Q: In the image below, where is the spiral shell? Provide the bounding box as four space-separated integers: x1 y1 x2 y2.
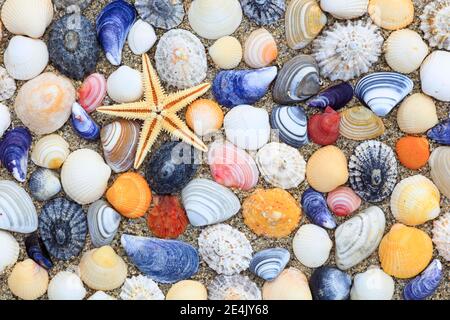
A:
7 259 49 300
429 147 450 200
340 106 385 141
244 28 278 68
31 134 70 170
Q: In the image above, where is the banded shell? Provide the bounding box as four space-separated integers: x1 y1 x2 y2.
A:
368 0 414 30
0 127 32 182
310 266 352 300
147 195 188 239
244 28 278 68
70 102 100 140
0 68 16 102
301 188 336 229
135 0 184 30
127 19 156 55
307 107 341 146
420 50 450 102
0 104 11 138
327 186 361 217
87 200 121 247
77 73 107 113
0 231 19 273
28 168 61 202
307 82 354 110
209 275 261 300
397 93 438 134
262 267 312 300
293 224 332 268
404 259 443 300
7 259 49 300
31 134 70 169
270 105 309 148
186 99 224 136
87 291 116 300
106 66 144 103
48 271 86 300
350 266 395 300
249 248 290 281
432 212 449 261
120 275 164 300
166 280 207 300
429 147 450 200
428 119 450 146
339 106 385 140
241 0 285 26
420 0 450 50
24 232 52 270
208 36 243 69
320 0 368 19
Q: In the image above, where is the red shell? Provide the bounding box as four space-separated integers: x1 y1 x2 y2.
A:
307 107 340 145
147 195 188 239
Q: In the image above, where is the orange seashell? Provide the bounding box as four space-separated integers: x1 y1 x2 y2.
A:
186 99 224 136
106 172 152 219
243 188 301 238
395 136 430 170
147 195 188 239
378 223 433 279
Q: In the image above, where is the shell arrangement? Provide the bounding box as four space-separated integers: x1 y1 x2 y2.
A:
0 0 448 302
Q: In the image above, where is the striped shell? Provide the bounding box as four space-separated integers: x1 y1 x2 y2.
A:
249 248 290 281
432 212 450 261
87 200 121 247
270 105 309 148
327 186 361 217
340 106 385 141
429 147 450 199
208 274 261 300
77 73 107 113
31 134 70 169
244 28 278 68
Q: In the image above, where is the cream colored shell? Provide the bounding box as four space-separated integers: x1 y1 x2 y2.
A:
262 267 312 300
368 0 414 30
429 147 450 200
31 134 70 169
320 0 368 19
0 231 19 273
350 266 395 300
397 93 438 134
432 212 450 261
166 280 208 300
209 36 242 69
106 66 144 103
7 259 49 300
420 50 450 102
120 275 164 300
47 271 87 300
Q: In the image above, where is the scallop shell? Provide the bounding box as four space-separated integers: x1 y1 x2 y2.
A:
244 28 278 68
326 186 361 217
87 291 116 300
368 0 414 30
293 224 332 268
432 212 449 261
186 99 224 136
135 0 185 30
429 147 450 200
403 259 444 300
335 206 386 270
28 168 61 202
70 102 100 140
77 73 107 113
127 19 156 55
208 36 243 69
301 188 337 229
420 0 450 50
256 142 306 189
0 104 11 138
0 67 16 102
339 106 385 140
147 195 188 239
0 231 19 273
31 134 70 169
320 0 368 19
249 248 290 281
209 275 261 300
120 275 164 300
350 266 395 300
310 266 352 300
88 200 121 247
48 271 86 300
262 267 312 300
270 105 309 148
106 66 143 103
241 0 285 25
420 50 450 102
24 232 52 270
188 0 243 40
0 127 32 182
198 224 252 275
397 93 438 134
7 259 49 300
166 280 207 300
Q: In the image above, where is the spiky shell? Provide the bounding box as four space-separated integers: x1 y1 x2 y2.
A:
120 275 164 300
420 0 450 50
432 212 449 261
208 274 261 300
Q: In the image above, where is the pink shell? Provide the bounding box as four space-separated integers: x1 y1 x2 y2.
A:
326 186 361 217
77 73 107 113
207 140 259 191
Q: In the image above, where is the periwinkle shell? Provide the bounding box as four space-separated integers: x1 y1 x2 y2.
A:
241 0 285 25
403 259 443 300
249 248 290 281
310 266 352 300
29 168 61 201
427 118 450 145
308 82 354 110
70 102 100 140
25 232 53 270
270 105 309 148
0 127 32 182
135 0 185 30
301 188 337 229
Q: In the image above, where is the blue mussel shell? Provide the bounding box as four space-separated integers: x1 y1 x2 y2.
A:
403 259 443 300
25 232 53 270
70 102 100 140
301 188 336 229
0 127 32 182
308 82 354 110
428 119 450 145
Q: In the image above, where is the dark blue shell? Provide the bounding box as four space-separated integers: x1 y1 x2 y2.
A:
240 0 285 26
270 105 309 148
145 141 199 195
403 259 443 300
38 197 87 261
249 248 290 281
308 82 354 110
0 127 31 182
135 0 185 30
427 119 450 145
310 266 352 300
301 188 336 229
96 0 136 66
70 103 100 140
25 232 53 270
121 234 199 283
212 67 277 108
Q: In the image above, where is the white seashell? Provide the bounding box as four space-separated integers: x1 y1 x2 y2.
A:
31 134 70 169
224 104 270 150
0 103 11 138
420 0 450 50
432 212 450 261
127 19 157 55
420 50 450 101
0 67 16 101
88 291 117 300
188 0 243 40
350 266 395 300
120 275 165 300
292 224 332 268
106 66 144 103
208 275 261 300
244 28 278 68
429 147 450 200
181 178 241 227
87 200 121 248
48 271 87 300
4 36 49 81
0 180 38 233
61 149 111 205
397 93 438 134
0 230 20 273
320 0 368 19
209 36 242 69
335 206 386 270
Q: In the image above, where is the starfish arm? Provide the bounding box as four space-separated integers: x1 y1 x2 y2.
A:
97 101 150 121
162 113 208 152
133 115 163 169
162 83 211 114
142 54 166 107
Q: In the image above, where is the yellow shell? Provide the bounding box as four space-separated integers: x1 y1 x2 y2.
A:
31 134 70 169
306 145 348 193
339 106 385 140
166 280 208 300
368 0 414 30
262 267 312 300
244 28 278 68
379 224 433 279
397 93 438 134
8 259 49 300
208 36 242 69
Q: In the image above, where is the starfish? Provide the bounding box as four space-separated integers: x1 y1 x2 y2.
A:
97 54 210 169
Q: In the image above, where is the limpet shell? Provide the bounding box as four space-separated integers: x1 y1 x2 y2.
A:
135 0 184 30
244 28 278 68
432 212 450 261
420 0 450 50
350 266 395 300
262 267 312 300
293 224 332 268
7 259 49 300
31 134 70 169
0 230 20 273
208 36 243 69
397 93 438 134
241 0 285 26
429 147 450 199
120 275 164 300
339 106 385 141
368 0 414 30
209 275 261 300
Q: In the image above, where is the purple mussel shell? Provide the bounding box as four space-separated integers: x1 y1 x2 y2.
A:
301 188 337 229
0 127 32 182
427 118 450 145
403 259 443 300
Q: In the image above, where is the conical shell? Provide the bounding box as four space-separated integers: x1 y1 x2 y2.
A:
339 106 385 140
397 93 438 134
244 28 278 68
262 267 312 300
166 280 207 300
350 266 395 300
0 230 19 273
432 212 450 261
31 134 70 169
420 0 450 50
320 0 368 19
420 50 450 102
208 36 242 69
7 259 49 300
429 147 450 199
293 224 332 268
88 200 121 248
48 271 86 300
209 275 261 300
368 0 414 30
127 19 156 55
120 275 164 300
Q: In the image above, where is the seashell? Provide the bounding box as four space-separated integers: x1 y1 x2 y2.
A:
135 0 185 30
0 231 19 273
243 188 301 238
432 212 450 261
326 186 361 217
209 275 261 300
339 106 385 140
207 141 259 191
396 136 430 170
198 224 252 275
428 119 450 146
285 0 327 50
120 275 165 300
127 19 156 55
310 266 352 300
270 105 308 148
106 66 144 103
301 188 336 229
24 232 52 270
208 36 243 69
350 266 395 300
4 36 49 81
188 0 243 40
244 28 278 68
121 234 199 283
48 14 100 80
368 0 414 30
312 20 383 81
155 29 207 89
79 246 127 290
249 248 290 281
96 0 136 66
0 68 16 102
384 29 429 74
7 259 49 300
420 50 450 102
145 141 199 195
307 107 340 146
70 102 100 140
54 0 92 11
31 134 70 170
348 140 398 203
48 271 86 300
166 280 207 300
379 224 433 279
293 224 333 268
272 55 320 104
420 0 450 50
0 104 11 138
212 67 277 107
256 142 306 189
106 172 152 219
78 73 107 113
100 120 140 173
88 200 121 247
262 267 312 300
307 82 353 110
61 149 111 205
320 0 368 19
186 99 224 136
0 127 32 182
306 145 348 193
88 291 116 300
241 0 285 25
397 94 438 134
28 168 61 202
0 180 38 233
404 259 443 300
224 104 271 150
429 147 450 200
147 195 188 239
1 0 53 38
14 72 76 135
335 206 386 270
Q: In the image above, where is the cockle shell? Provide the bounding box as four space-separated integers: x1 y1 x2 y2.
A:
293 224 332 268
186 99 224 136
24 232 52 270
106 66 143 103
270 105 309 148
404 259 443 300
432 212 450 261
188 0 243 40
335 206 386 270
326 186 361 217
135 0 184 30
120 275 164 300
301 188 336 229
0 231 19 273
87 291 116 300
420 0 450 50
31 134 70 170
339 106 385 140
198 224 252 275
307 107 341 145
307 82 354 110
78 73 107 113
262 267 312 300
397 93 438 134
310 266 352 300
396 135 431 170
256 142 306 189
0 127 32 182
244 28 278 68
147 195 188 239
127 19 156 55
0 68 16 102
209 275 261 300
350 266 395 300
155 29 207 89
28 168 61 202
0 104 11 138
428 119 450 146
241 0 285 25
48 271 86 300
7 259 49 300
320 0 368 19
70 102 100 140
429 147 450 200
420 50 450 102
88 200 121 247
249 248 290 281
166 280 207 300
208 36 243 69
368 0 414 30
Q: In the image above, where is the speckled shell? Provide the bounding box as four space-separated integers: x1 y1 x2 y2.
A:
310 266 352 300
270 105 309 148
209 275 261 300
28 168 61 202
403 259 444 300
120 275 165 300
420 50 450 102
241 0 285 26
262 267 312 300
326 186 361 217
420 0 450 50
106 66 144 103
301 188 336 229
0 104 11 138
0 231 19 273
249 248 290 281
47 271 86 300
429 147 450 200
320 0 368 19
244 28 278 68
77 73 107 113
166 280 207 300
135 0 184 30
0 68 16 102
293 224 332 268
339 106 385 140
397 93 438 134
7 259 49 300
31 134 70 169
432 212 450 261
350 266 395 300
88 200 121 247
127 19 156 55
208 36 243 69
368 0 414 30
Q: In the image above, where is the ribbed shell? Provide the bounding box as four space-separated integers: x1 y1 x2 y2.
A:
120 275 165 300
135 0 184 30
368 0 414 31
320 0 368 19
0 230 19 273
339 106 385 140
420 0 450 50
208 36 243 69
432 212 450 261
244 28 278 68
397 93 438 134
47 271 86 300
249 248 290 281
429 147 450 199
241 0 285 26
88 200 121 247
7 259 49 300
326 186 361 217
270 105 309 148
31 134 70 169
262 267 312 300
208 275 261 300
